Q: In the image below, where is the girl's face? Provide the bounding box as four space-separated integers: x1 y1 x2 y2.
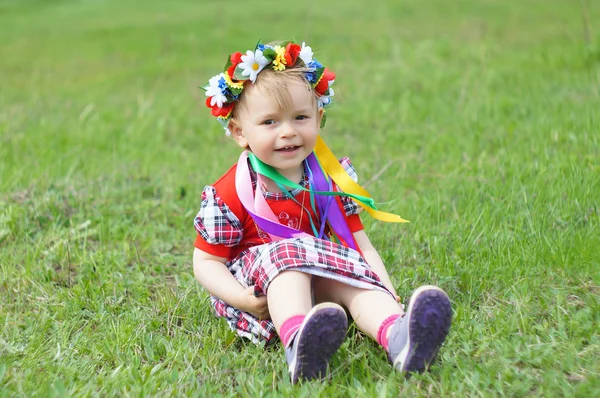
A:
230 79 323 181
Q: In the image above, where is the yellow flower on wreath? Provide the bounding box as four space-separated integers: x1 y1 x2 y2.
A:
272 45 287 71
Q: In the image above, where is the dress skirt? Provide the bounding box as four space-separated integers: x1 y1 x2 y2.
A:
210 236 392 344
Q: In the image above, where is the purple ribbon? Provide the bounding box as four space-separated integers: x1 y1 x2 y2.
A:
306 153 357 250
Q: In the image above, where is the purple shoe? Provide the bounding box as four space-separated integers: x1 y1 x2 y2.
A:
388 285 452 374
285 302 348 384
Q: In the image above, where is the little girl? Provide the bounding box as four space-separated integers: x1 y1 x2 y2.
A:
193 40 452 383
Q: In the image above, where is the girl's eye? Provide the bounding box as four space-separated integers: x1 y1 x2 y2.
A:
296 115 308 120
262 119 275 125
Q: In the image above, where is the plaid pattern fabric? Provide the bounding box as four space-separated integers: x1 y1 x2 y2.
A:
195 157 379 345
212 237 391 344
194 186 244 247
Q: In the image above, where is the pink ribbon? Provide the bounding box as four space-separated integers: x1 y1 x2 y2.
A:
236 152 311 241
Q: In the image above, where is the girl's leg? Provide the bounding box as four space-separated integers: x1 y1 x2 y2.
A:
312 277 403 340
267 271 348 384
313 277 452 374
267 270 313 332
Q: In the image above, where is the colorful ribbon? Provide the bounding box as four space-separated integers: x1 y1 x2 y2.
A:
247 153 377 208
235 137 408 251
314 136 409 223
235 152 311 241
305 152 358 250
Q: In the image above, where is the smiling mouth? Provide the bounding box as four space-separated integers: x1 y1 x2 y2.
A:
276 146 301 152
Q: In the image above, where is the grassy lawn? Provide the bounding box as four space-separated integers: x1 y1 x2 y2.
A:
1 0 599 396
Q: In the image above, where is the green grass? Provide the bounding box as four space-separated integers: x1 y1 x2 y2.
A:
1 0 599 396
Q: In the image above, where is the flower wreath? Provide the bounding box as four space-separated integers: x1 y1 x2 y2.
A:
202 41 336 136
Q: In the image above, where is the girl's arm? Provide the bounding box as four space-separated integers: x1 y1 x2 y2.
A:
353 229 400 300
193 248 269 319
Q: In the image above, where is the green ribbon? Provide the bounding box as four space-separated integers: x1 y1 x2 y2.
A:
248 153 378 210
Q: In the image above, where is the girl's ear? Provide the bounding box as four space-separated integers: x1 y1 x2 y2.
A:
317 107 324 126
229 119 248 149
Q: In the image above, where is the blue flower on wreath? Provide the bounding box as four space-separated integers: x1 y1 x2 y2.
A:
308 59 322 71
218 76 228 91
304 71 317 84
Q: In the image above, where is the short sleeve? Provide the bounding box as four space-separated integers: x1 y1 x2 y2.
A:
194 186 243 250
338 157 362 217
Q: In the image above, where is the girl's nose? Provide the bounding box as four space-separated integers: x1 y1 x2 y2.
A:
279 122 297 138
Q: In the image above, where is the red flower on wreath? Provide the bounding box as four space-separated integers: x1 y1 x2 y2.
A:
227 52 243 79
315 68 336 95
206 98 234 117
284 43 301 66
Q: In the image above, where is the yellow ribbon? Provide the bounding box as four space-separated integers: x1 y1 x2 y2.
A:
314 136 409 223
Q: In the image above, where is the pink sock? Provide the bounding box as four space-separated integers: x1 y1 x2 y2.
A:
377 314 401 352
280 315 305 347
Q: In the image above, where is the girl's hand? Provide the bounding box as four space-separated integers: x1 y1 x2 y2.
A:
238 286 270 320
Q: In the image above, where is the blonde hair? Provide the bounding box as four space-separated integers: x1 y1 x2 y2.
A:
231 65 318 120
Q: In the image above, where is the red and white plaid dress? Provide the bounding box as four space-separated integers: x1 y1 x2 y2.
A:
194 158 391 344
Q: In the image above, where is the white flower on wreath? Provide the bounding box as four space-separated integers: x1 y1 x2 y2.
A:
239 49 269 83
205 73 227 108
299 42 313 68
318 88 334 108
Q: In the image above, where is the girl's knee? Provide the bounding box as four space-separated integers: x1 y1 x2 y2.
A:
269 269 312 289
